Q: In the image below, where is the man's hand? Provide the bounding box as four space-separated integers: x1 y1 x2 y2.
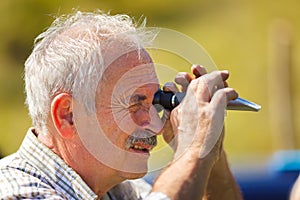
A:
160 65 237 161
151 65 241 200
172 68 237 161
160 65 208 145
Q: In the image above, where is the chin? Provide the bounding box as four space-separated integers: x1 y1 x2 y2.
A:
118 170 148 180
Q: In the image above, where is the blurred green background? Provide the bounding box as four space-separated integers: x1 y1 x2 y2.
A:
1 0 300 167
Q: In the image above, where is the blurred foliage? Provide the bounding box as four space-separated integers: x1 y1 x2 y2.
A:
1 0 300 166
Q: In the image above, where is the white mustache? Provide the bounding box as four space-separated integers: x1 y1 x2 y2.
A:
125 129 157 149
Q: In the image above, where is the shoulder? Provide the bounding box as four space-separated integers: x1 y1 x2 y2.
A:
0 153 64 199
0 153 45 183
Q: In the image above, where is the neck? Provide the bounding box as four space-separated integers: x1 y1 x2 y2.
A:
37 127 126 198
80 166 126 198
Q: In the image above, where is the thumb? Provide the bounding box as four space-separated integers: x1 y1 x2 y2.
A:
163 82 179 93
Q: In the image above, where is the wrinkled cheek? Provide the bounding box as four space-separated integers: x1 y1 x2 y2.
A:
113 108 137 135
147 105 164 133
113 106 163 135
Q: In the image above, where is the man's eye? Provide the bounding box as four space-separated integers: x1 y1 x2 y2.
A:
128 104 141 113
128 103 150 113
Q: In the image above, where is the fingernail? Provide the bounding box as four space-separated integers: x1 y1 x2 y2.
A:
175 73 185 79
164 82 174 87
222 70 229 74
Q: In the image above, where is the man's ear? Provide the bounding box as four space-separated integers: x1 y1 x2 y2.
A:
51 93 75 139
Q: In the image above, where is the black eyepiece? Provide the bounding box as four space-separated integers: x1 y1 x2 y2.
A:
152 89 179 110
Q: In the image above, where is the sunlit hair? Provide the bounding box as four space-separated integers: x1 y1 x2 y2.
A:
24 11 156 134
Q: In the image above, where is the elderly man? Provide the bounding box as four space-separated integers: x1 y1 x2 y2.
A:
0 11 242 199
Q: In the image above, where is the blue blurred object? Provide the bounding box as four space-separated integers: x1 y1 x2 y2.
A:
268 150 300 173
144 150 300 199
235 150 300 200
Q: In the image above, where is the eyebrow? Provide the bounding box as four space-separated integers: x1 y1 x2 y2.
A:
130 94 147 103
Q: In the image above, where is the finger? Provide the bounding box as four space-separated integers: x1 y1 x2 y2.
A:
174 72 193 92
163 82 179 93
161 110 175 144
191 64 207 78
187 70 229 103
211 70 229 82
200 70 230 98
210 88 239 111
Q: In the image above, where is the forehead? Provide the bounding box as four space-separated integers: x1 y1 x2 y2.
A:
101 49 157 85
111 49 152 71
110 60 159 103
96 49 159 104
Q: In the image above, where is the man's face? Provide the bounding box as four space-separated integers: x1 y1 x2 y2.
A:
95 49 161 178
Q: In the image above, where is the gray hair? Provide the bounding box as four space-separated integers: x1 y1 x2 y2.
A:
24 11 156 134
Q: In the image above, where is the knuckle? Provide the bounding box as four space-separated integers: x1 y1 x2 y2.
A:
189 79 198 89
202 107 214 118
213 90 228 102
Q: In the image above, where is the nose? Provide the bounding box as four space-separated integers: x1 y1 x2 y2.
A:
132 108 151 127
131 106 163 135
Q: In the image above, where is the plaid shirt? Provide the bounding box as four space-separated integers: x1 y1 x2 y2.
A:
0 129 169 200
